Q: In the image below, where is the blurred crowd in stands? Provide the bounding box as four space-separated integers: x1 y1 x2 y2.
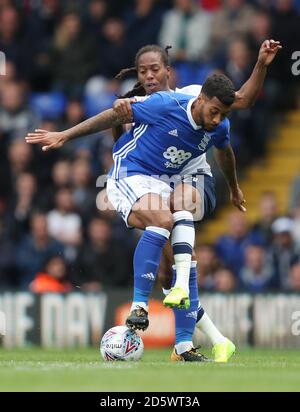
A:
0 0 300 293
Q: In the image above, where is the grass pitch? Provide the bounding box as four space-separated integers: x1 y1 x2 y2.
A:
0 347 299 392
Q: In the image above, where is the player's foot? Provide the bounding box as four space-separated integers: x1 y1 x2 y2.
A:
163 287 190 309
126 306 149 331
212 339 236 363
171 347 211 362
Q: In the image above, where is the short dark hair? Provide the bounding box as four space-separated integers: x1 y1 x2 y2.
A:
202 74 235 106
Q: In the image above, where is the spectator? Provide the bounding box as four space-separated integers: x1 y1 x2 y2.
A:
159 0 212 62
73 217 133 291
27 0 61 39
40 159 72 211
289 173 300 212
251 192 278 246
23 0 62 90
50 11 98 97
51 159 72 188
15 212 64 288
83 0 108 36
291 205 300 248
288 262 300 292
71 158 97 223
195 244 221 290
213 267 236 292
47 186 82 250
271 0 300 109
248 10 272 54
0 215 15 288
0 6 26 76
59 99 93 158
5 140 34 204
30 255 73 293
125 0 164 61
269 217 300 290
0 81 40 141
239 244 275 292
210 0 256 56
7 172 39 241
98 18 132 79
215 211 262 276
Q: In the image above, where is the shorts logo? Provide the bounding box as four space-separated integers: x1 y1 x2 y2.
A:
163 146 192 169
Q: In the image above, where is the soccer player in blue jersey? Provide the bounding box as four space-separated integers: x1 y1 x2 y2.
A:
106 40 281 361
27 76 237 361
26 40 281 362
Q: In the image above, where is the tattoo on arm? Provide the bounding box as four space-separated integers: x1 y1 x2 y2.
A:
64 109 131 141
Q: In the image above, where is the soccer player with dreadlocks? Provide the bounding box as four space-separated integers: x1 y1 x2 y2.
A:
108 41 281 361
26 40 281 362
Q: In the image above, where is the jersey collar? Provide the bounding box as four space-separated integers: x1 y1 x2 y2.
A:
187 97 202 130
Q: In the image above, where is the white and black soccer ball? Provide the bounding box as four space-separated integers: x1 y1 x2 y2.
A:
100 326 144 361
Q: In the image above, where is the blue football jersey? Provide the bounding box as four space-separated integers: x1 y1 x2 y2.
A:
109 92 230 179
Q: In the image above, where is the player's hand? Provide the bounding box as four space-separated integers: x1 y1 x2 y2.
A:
257 39 282 67
113 98 135 123
230 186 247 212
25 129 68 151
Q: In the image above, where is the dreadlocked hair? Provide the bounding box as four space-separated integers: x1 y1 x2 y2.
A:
115 45 172 98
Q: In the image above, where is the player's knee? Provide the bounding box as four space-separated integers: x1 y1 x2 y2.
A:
155 213 174 232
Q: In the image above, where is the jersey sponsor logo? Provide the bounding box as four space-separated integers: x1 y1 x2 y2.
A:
168 129 178 137
163 146 192 169
141 272 155 281
198 132 212 151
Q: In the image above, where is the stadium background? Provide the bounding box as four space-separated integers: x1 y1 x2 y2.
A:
0 0 300 351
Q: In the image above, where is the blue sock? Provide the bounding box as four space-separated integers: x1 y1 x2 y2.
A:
172 262 199 351
133 226 170 310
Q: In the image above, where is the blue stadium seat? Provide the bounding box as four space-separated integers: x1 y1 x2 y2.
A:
30 92 67 120
174 62 215 88
84 92 116 117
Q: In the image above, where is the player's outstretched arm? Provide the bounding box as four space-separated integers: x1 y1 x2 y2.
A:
25 108 133 152
111 98 135 142
232 39 282 110
214 144 246 212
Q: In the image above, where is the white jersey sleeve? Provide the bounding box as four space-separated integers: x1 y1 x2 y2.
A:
175 84 202 97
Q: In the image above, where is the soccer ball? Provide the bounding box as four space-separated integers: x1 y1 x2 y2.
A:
100 326 144 361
